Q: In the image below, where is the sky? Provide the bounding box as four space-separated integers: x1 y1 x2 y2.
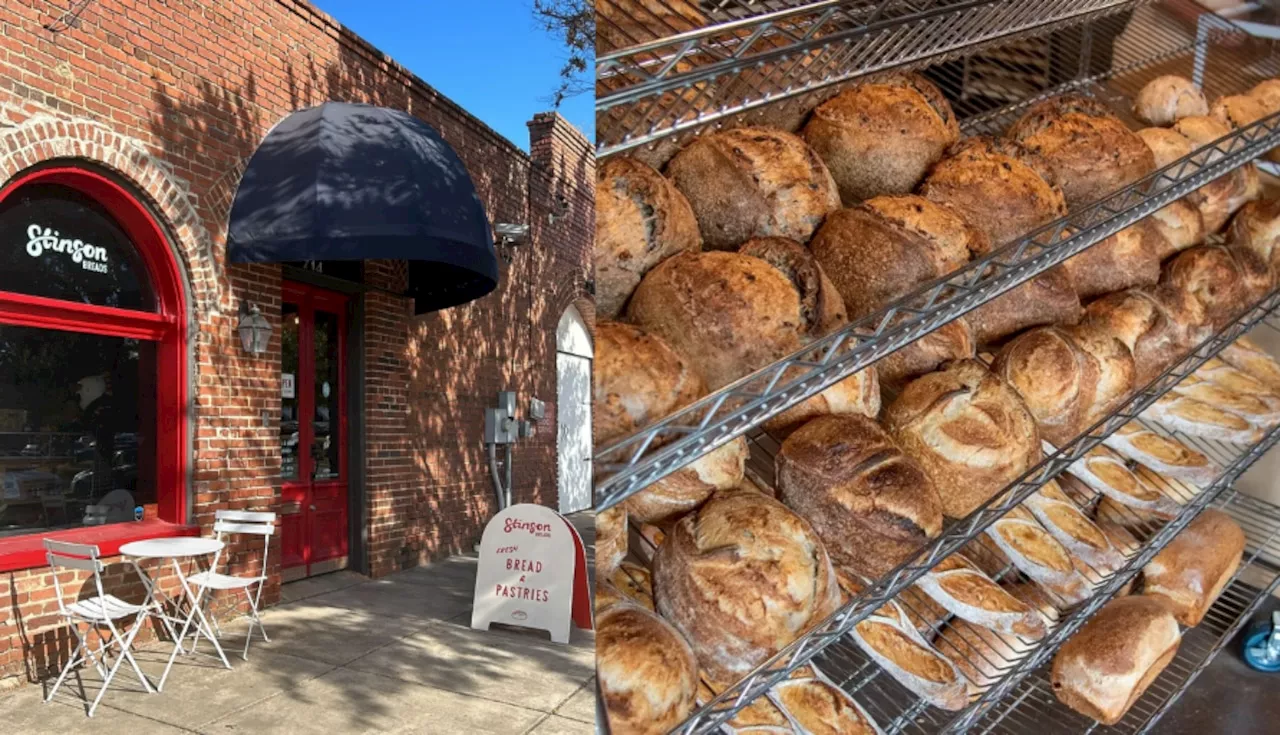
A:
311 0 594 152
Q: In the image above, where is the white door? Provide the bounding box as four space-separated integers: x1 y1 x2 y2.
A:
556 306 593 514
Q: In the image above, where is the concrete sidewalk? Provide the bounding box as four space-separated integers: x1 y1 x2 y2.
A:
0 515 596 734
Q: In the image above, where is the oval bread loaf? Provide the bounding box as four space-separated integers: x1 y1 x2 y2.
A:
598 597 700 735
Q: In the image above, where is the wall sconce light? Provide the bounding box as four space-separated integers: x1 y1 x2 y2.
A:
237 302 272 355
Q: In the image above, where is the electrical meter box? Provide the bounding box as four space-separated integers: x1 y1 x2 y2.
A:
529 397 546 421
485 407 518 444
498 391 517 418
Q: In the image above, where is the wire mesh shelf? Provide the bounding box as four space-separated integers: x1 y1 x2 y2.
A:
596 0 1146 158
626 290 1280 734
594 0 1280 515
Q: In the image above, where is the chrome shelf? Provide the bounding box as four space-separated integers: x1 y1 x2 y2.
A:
596 0 1148 158
593 3 1280 514
665 292 1280 734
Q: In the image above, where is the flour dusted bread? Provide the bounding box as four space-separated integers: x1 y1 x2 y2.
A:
1220 335 1280 394
1171 373 1280 427
596 157 702 318
936 618 1031 695
777 414 943 578
1007 95 1155 208
967 265 1082 346
595 321 705 447
1100 422 1220 486
1143 509 1245 626
913 553 1047 639
770 665 883 735
1081 287 1203 386
885 360 1041 519
985 507 1090 605
1025 479 1126 573
992 326 1100 447
1061 221 1162 300
653 489 840 683
1068 446 1182 518
1229 198 1280 272
803 74 959 205
1050 596 1181 726
1148 198 1206 259
597 598 699 735
1143 392 1265 444
850 597 968 710
1062 323 1137 425
666 127 840 249
1133 75 1209 126
1161 245 1271 328
920 136 1067 248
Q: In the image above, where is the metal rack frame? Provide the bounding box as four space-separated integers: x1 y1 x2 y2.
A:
597 0 1150 156
669 288 1280 734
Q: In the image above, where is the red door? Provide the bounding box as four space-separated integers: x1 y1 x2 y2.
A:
279 282 349 580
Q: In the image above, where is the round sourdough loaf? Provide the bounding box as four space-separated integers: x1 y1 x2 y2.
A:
1161 244 1273 329
1006 95 1155 208
621 438 748 524
1081 286 1205 386
884 360 1041 519
596 505 628 577
803 73 960 204
1229 198 1280 272
1133 75 1209 126
1148 198 1205 259
1062 322 1137 425
665 127 840 250
653 488 841 683
597 596 700 735
776 414 944 577
1061 221 1162 300
596 157 702 319
1211 93 1280 164
594 321 705 447
992 326 1101 447
1172 116 1259 232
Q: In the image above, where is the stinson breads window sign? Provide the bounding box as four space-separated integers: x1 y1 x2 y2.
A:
25 223 110 273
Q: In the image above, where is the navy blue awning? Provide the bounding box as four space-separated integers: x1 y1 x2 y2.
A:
227 102 499 313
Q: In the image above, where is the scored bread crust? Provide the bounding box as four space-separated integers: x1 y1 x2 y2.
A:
1062 323 1137 426
862 194 990 272
1171 374 1280 427
983 508 1090 605
653 488 841 684
769 664 884 735
1081 287 1201 387
992 326 1100 447
1148 198 1206 259
1025 480 1126 573
776 414 944 578
1061 221 1162 300
1197 356 1280 398
1067 446 1183 518
1220 335 1280 394
877 319 977 388
884 360 1042 519
912 554 1047 639
936 617 1031 696
1050 596 1181 726
1161 244 1265 329
1173 116 1258 232
804 73 960 205
623 436 747 524
919 136 1067 248
1229 198 1280 272
665 127 840 250
1006 95 1155 208
850 597 968 711
1142 393 1265 444
1133 75 1209 126
1142 509 1246 626
598 601 700 735
1100 422 1221 486
596 157 703 319
594 321 707 447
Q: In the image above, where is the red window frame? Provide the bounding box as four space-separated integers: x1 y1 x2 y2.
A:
0 166 195 571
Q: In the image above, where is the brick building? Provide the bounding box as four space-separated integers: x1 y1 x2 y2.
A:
0 0 594 686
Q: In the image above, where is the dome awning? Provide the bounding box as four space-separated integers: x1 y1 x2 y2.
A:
227 102 499 313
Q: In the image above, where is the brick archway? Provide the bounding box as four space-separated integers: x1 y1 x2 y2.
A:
0 114 221 318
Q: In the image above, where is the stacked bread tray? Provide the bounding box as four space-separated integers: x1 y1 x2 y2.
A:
594 3 1280 734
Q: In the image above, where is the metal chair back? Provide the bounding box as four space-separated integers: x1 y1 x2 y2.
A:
43 540 106 619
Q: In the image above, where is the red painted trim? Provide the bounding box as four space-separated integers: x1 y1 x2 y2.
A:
0 520 200 573
0 166 190 558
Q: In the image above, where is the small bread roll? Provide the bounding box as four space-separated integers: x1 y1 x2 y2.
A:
653 488 841 684
1143 392 1263 444
1229 198 1280 272
884 359 1041 519
992 326 1100 446
597 600 699 735
920 136 1067 248
850 597 968 710
777 414 944 578
1133 75 1209 126
803 73 960 205
1050 596 1181 726
665 127 840 250
1007 95 1155 208
596 157 702 318
984 507 1090 604
594 321 705 447
1136 126 1194 169
1061 221 1161 300
1025 480 1126 572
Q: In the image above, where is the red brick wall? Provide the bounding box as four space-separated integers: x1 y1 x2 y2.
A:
0 0 592 687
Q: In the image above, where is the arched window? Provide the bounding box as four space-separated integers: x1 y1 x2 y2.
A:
0 166 190 569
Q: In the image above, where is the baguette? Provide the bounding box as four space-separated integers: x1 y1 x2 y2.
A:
1024 480 1126 572
1100 422 1221 486
1067 447 1182 518
1143 509 1246 625
1220 335 1280 394
770 664 884 735
1195 356 1280 400
1141 393 1265 444
697 680 793 733
850 597 968 710
1171 374 1280 427
913 554 1047 639
983 507 1090 604
1050 596 1181 726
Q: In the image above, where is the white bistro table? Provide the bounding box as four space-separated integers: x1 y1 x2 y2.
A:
119 536 230 690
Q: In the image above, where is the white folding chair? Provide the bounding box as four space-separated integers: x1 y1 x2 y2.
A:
188 510 275 659
43 540 154 717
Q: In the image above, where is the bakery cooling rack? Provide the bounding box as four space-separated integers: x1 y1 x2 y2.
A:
594 0 1280 514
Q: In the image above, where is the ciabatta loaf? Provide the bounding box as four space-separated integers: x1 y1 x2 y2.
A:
1100 422 1220 486
1050 596 1181 726
1143 509 1246 625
